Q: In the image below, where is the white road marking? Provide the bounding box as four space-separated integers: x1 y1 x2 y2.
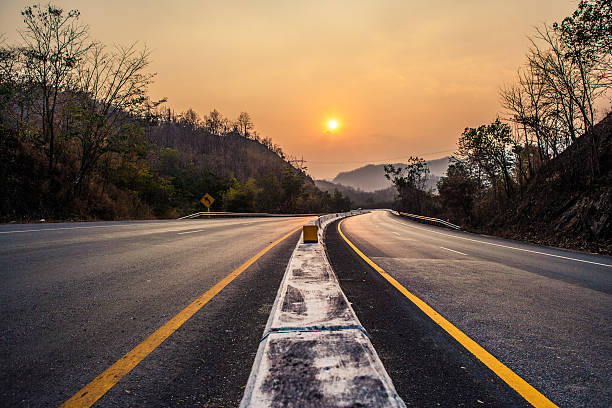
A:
440 246 467 256
177 229 206 235
0 224 143 234
0 217 294 235
390 231 414 241
388 215 612 268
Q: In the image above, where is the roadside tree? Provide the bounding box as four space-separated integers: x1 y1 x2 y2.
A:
19 4 92 171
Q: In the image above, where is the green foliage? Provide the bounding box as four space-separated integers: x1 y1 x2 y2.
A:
153 148 230 213
223 177 259 212
255 172 282 212
437 160 479 224
384 157 434 214
331 189 352 212
280 166 304 213
384 157 430 191
457 119 515 198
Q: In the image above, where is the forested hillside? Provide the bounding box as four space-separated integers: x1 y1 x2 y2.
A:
0 4 351 222
494 113 611 252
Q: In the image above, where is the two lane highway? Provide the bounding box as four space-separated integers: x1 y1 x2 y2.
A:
327 210 611 407
0 217 311 407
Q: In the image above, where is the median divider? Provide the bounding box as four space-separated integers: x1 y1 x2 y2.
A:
240 210 406 407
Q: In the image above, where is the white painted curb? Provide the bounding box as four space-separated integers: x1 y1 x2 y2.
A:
240 211 406 407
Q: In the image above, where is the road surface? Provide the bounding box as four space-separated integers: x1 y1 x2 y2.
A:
325 210 612 407
0 217 311 407
3 211 611 407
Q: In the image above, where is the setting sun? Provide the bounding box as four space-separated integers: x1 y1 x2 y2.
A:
327 119 339 131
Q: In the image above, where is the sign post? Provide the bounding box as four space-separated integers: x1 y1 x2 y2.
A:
200 193 215 213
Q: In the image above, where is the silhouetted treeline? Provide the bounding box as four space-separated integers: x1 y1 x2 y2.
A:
315 180 395 209
0 3 351 221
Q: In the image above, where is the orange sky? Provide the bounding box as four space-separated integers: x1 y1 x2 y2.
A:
0 0 576 179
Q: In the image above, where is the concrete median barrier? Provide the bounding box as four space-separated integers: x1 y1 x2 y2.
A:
240 210 406 407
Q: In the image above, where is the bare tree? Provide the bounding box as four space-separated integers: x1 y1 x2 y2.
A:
501 78 538 174
204 109 223 136
72 42 155 191
179 108 200 129
554 0 612 177
528 27 584 142
0 38 29 127
236 111 253 138
501 1 611 180
0 36 18 87
19 3 92 170
220 117 232 135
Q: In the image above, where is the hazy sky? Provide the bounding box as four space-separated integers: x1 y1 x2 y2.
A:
1 0 576 179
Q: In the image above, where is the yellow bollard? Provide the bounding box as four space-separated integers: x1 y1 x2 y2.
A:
303 225 318 243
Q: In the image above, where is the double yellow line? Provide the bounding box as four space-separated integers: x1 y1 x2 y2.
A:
337 219 558 408
61 226 301 408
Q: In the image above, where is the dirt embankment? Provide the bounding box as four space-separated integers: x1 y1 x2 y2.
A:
486 113 612 255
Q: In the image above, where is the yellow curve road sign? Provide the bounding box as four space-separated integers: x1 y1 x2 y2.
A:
200 193 215 208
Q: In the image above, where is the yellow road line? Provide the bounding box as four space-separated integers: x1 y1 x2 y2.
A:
337 219 558 408
60 226 302 408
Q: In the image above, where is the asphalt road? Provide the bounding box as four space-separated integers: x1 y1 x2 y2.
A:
326 210 612 407
0 217 311 407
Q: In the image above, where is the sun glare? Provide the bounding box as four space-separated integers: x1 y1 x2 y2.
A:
327 119 339 131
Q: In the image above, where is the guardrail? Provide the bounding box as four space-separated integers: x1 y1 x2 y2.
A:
178 211 319 220
396 211 461 230
314 209 366 242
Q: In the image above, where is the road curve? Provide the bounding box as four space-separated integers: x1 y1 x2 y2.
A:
327 210 611 408
0 217 311 407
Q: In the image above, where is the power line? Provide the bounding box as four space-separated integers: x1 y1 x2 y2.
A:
307 149 455 165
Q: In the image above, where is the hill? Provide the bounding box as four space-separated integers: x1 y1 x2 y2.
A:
484 113 612 253
331 157 450 192
0 104 353 221
427 157 453 177
150 121 313 185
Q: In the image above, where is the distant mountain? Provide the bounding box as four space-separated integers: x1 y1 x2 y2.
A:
427 157 453 177
331 157 450 192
